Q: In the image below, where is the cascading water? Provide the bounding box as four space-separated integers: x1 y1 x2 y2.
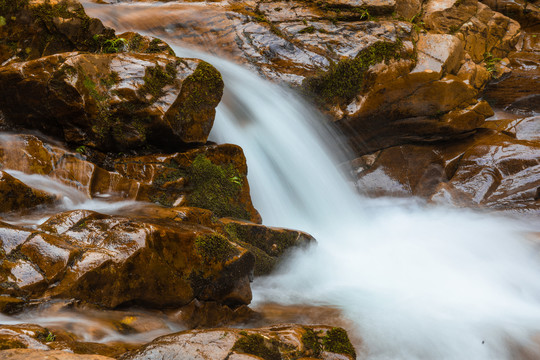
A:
163 45 540 359
3 3 539 358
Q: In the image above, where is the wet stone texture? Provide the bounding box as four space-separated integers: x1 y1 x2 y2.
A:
121 325 358 360
0 52 223 152
0 210 255 309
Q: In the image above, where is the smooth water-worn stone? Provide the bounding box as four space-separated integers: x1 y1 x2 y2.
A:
0 210 255 309
0 172 56 213
355 123 540 212
0 349 114 360
0 134 260 222
0 52 223 151
121 325 357 360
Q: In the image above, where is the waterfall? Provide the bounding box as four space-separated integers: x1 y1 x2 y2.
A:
168 44 540 359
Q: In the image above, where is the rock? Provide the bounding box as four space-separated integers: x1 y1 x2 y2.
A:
0 171 56 213
86 0 522 156
0 134 260 222
220 219 315 275
355 120 540 212
113 144 261 222
120 325 357 360
0 210 255 309
0 321 135 357
422 0 521 61
480 0 540 29
395 0 422 19
0 0 115 65
0 349 114 359
412 33 464 75
0 51 223 151
482 32 539 114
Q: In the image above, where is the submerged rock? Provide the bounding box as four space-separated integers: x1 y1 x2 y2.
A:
0 51 223 151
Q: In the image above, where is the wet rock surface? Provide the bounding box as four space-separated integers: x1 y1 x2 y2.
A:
120 325 357 360
0 52 223 151
83 0 522 157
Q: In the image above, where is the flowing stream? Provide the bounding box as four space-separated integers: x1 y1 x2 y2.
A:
2 2 540 359
166 44 540 360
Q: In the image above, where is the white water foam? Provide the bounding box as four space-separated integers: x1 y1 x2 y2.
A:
168 43 540 359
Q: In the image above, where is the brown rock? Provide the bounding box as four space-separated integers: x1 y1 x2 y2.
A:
0 349 114 359
0 210 255 310
0 171 56 213
422 0 521 61
121 325 357 360
0 134 260 222
482 33 539 114
0 0 115 65
0 52 223 151
480 0 540 29
220 219 315 275
355 122 540 212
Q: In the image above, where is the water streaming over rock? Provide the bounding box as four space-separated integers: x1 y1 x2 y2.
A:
163 45 540 360
2 3 540 358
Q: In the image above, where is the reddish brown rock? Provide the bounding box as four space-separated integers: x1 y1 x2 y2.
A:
220 218 315 275
0 134 260 222
0 171 56 213
422 0 521 61
480 0 540 29
355 117 540 212
0 210 255 309
0 0 115 65
0 51 223 151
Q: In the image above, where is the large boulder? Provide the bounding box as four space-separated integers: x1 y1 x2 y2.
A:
0 52 223 151
120 325 357 360
0 210 255 309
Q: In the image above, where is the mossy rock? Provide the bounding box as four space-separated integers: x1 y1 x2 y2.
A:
187 154 251 220
322 327 356 358
303 40 408 107
233 333 282 360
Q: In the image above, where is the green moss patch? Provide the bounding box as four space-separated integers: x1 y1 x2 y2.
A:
302 328 322 357
194 233 237 264
187 155 249 220
140 63 177 101
177 61 223 123
322 327 356 358
233 334 282 360
303 40 404 105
